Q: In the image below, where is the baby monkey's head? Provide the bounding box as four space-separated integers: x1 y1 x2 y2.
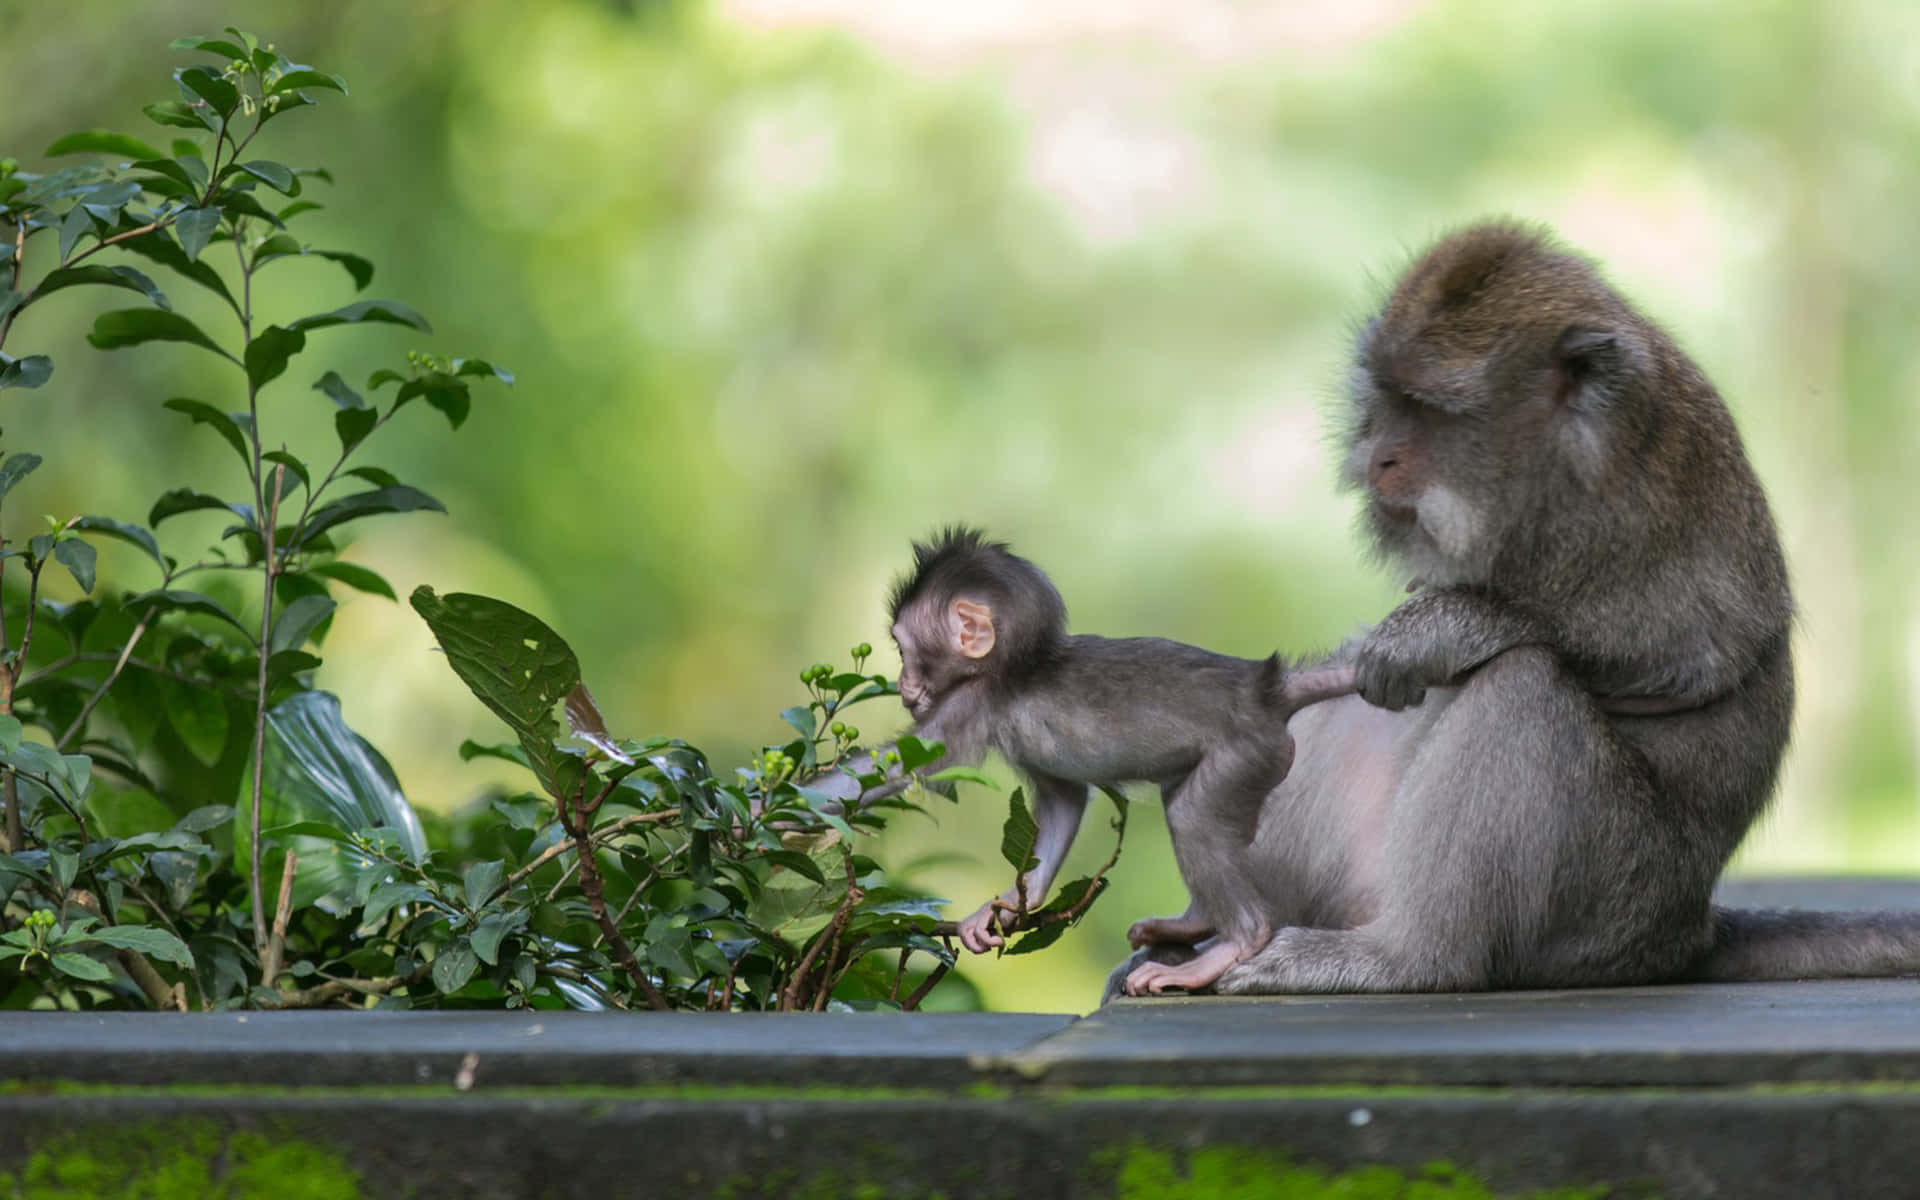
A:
886 527 1067 719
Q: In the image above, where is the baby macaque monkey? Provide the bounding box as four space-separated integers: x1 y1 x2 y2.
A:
883 528 1354 996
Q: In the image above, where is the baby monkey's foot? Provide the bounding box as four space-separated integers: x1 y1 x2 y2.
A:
1127 914 1216 949
1123 939 1248 996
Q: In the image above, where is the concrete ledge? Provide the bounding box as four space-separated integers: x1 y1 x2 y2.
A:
3 877 1919 1199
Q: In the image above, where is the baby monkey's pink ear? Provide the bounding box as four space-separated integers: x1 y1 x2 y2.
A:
949 598 997 659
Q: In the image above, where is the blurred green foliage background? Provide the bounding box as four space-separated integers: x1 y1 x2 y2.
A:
4 0 1916 1012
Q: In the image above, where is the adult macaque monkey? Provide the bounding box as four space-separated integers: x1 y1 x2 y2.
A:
1115 220 1920 999
877 528 1354 994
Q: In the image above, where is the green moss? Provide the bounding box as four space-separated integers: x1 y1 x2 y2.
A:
1098 1145 1631 1200
0 1122 362 1200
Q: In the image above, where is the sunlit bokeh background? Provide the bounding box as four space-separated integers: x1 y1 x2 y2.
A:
5 0 1917 1012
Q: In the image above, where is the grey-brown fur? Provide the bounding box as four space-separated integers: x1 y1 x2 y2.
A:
1112 221 1919 999
886 529 1353 980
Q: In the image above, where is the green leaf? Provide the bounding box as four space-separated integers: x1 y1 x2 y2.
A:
462 741 530 768
999 788 1039 873
89 309 238 365
245 325 307 390
453 358 515 385
129 157 195 190
894 735 947 774
463 859 505 910
392 375 471 429
470 913 520 966
314 370 365 408
49 844 79 889
278 200 324 221
762 849 828 885
334 407 377 453
287 299 430 334
262 450 310 492
45 130 166 160
170 35 250 59
0 716 22 753
926 766 998 789
176 66 239 118
34 264 172 310
258 92 316 126
173 154 210 190
160 677 229 766
344 466 399 488
143 101 213 131
264 649 321 685
232 160 298 195
174 207 221 261
1003 919 1070 956
58 205 95 261
52 539 96 593
86 924 194 967
269 594 335 655
254 691 429 910
118 229 238 313
263 820 355 844
51 952 113 982
127 588 250 637
362 881 431 928
257 245 373 291
74 516 165 571
148 487 236 526
0 453 43 503
309 250 372 290
780 706 815 740
79 180 142 220
644 923 696 979
0 354 53 390
306 561 396 601
273 69 348 95
409 587 584 799
432 941 479 994
162 398 248 462
174 804 234 833
295 486 444 548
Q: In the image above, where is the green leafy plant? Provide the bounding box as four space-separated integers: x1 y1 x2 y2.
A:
0 29 502 1009
410 589 970 1010
0 28 1117 1014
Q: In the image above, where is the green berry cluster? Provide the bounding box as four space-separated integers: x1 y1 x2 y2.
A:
759 748 797 783
799 662 834 685
23 909 56 931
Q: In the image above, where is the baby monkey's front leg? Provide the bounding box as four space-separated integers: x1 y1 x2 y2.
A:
958 774 1087 953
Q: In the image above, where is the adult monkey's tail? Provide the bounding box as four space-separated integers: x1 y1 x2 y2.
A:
1689 907 1920 981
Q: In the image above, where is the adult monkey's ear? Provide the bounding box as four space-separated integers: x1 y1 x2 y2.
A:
950 598 996 659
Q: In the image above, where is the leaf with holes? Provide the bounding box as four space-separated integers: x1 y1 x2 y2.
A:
410 587 585 799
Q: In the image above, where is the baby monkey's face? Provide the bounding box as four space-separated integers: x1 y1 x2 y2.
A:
891 622 934 721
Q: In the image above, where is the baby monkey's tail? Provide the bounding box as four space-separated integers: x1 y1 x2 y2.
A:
1258 656 1360 718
